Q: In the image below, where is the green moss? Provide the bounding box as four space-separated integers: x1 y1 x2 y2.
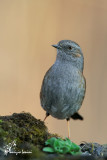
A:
0 120 3 123
0 112 106 159
0 112 50 156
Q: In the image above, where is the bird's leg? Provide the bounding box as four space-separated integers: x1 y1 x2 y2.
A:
43 112 50 121
66 118 70 139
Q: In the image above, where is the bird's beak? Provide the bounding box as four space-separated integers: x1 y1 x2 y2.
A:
52 44 61 49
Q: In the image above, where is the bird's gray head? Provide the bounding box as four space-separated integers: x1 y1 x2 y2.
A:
52 40 84 72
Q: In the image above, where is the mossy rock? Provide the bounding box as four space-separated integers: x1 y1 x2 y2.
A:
0 112 106 160
0 112 52 159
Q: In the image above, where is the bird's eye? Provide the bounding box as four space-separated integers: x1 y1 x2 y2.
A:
68 46 72 50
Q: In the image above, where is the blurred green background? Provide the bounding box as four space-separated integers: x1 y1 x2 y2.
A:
0 0 107 144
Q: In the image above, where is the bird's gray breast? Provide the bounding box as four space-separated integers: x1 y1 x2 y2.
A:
40 62 85 119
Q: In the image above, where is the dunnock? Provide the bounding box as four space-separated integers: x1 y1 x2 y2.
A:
40 40 86 138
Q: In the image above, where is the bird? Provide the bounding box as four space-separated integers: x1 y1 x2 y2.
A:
40 40 86 138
